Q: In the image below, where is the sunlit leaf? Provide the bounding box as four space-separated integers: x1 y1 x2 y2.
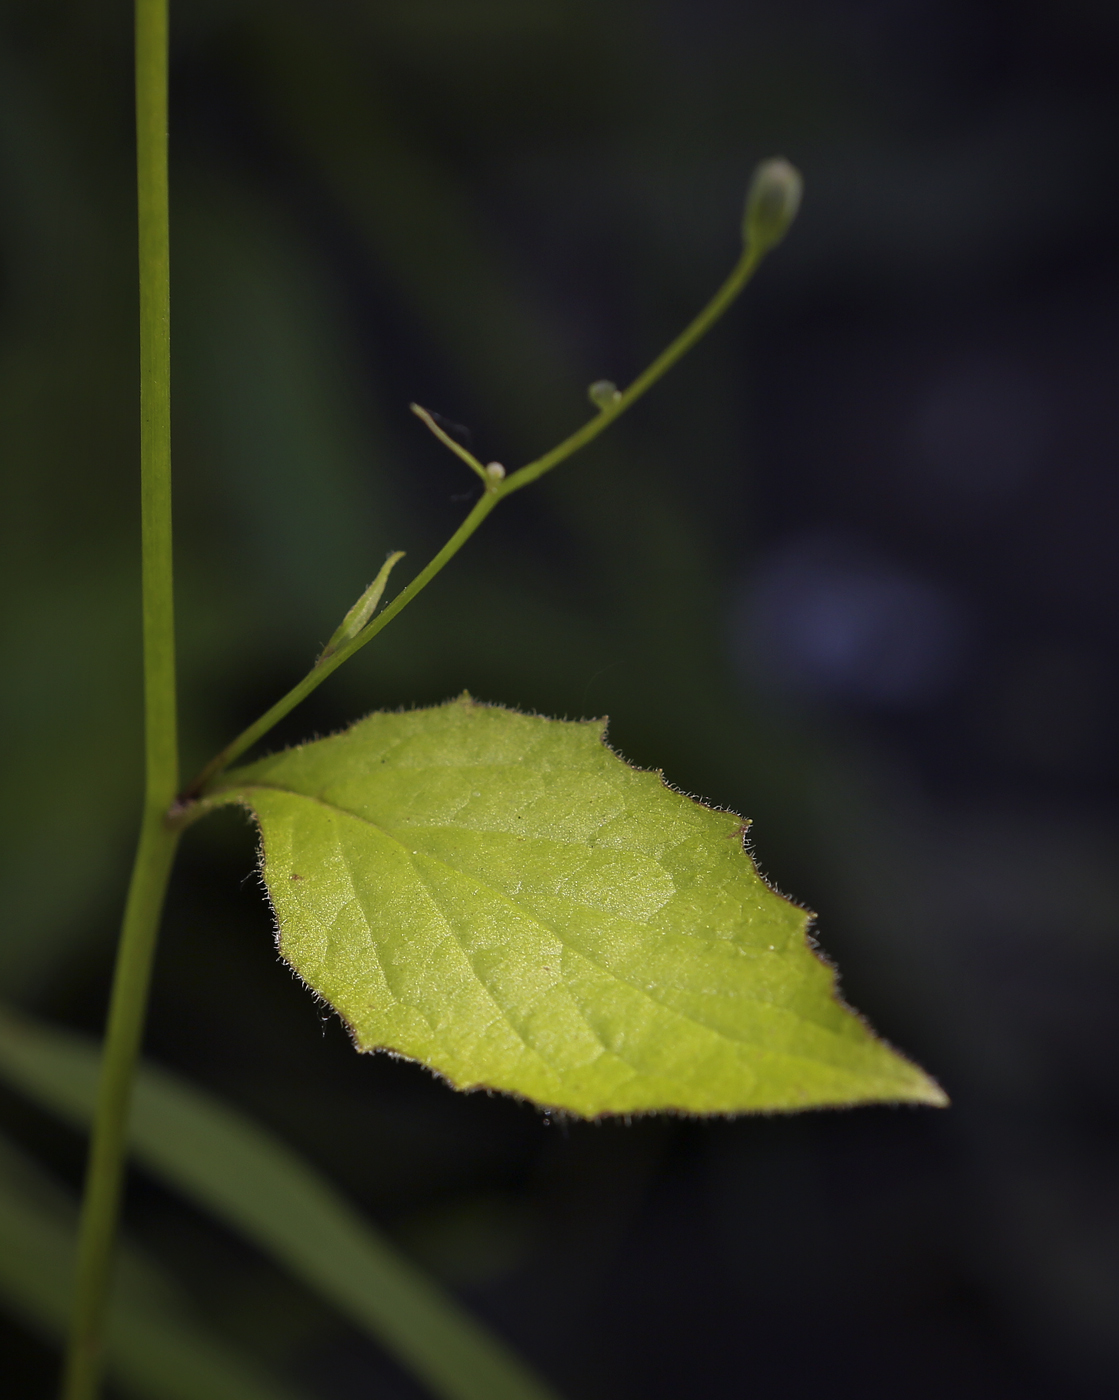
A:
213 696 946 1115
0 1008 560 1400
0 1134 309 1400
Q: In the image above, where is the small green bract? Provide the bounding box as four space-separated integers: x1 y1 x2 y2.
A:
214 697 945 1117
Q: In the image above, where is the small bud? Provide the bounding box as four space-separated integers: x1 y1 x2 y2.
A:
319 550 405 662
742 157 803 255
588 379 622 410
485 461 505 481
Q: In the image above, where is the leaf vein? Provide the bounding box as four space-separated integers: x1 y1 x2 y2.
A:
241 783 831 1061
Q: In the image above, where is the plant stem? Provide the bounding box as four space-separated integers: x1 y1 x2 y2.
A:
503 245 760 496
181 490 502 798
60 820 181 1400
135 2 177 812
182 246 766 799
62 2 177 1395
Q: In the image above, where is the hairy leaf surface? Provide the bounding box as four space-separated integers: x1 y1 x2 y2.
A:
215 698 945 1116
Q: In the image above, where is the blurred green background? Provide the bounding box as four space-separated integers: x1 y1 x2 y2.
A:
2 0 1118 1395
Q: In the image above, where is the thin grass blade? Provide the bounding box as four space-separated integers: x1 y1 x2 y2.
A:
0 1007 560 1400
0 1134 309 1400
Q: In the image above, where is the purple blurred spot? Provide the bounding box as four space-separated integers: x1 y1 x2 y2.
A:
734 532 967 707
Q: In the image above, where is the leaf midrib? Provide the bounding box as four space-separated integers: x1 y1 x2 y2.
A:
232 781 868 1067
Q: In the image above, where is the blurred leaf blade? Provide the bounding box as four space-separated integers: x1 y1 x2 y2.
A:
0 1008 561 1400
0 1134 310 1400
215 696 945 1115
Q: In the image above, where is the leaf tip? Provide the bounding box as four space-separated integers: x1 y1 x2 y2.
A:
910 1074 951 1108
869 1052 949 1110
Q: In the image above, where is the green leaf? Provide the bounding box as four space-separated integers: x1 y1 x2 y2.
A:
0 1007 560 1400
213 696 946 1115
0 1133 310 1400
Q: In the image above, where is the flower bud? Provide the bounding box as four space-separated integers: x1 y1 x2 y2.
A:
742 157 803 254
485 461 505 481
588 379 621 410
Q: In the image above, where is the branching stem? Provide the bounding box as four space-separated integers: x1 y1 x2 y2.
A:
181 244 765 800
66 27 779 1381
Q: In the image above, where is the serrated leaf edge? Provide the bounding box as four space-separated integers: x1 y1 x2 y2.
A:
210 696 948 1118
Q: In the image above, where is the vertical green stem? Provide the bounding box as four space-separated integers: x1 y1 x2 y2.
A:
136 0 176 809
61 3 178 1396
60 820 180 1400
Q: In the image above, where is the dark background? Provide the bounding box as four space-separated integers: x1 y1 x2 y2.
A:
2 0 1118 1395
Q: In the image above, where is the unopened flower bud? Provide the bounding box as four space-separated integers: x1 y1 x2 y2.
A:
742 157 803 255
485 461 505 481
588 379 621 410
